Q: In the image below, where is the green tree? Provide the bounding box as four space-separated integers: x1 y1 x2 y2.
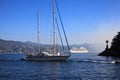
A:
111 32 120 51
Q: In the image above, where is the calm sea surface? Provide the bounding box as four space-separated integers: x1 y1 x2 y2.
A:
0 53 120 80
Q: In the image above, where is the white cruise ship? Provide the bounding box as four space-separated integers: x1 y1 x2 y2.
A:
70 47 88 53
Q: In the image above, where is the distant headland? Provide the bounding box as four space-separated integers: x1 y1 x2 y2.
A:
98 32 120 57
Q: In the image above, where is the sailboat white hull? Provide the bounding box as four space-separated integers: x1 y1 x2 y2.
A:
25 55 70 61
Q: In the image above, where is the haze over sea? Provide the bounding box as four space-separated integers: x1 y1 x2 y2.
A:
0 53 120 80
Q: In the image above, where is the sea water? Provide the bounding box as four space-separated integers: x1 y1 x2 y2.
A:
0 53 120 80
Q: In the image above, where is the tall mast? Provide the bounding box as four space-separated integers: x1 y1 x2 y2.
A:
52 0 56 55
37 12 40 53
55 0 70 51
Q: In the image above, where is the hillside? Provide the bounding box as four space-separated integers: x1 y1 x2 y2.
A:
99 32 120 57
0 39 39 53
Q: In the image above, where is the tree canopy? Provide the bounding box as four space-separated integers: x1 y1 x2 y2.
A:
111 32 120 51
99 32 120 56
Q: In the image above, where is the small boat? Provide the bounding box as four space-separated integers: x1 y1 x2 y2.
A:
23 0 71 61
111 60 120 64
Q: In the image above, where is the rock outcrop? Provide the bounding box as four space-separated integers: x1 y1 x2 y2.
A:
99 32 120 57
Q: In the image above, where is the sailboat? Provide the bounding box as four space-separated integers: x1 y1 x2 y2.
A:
23 0 71 61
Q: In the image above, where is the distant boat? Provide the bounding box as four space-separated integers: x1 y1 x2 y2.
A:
70 47 88 53
111 60 120 64
23 0 71 61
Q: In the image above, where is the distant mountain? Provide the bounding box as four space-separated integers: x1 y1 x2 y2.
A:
0 39 59 53
24 41 39 46
0 39 39 53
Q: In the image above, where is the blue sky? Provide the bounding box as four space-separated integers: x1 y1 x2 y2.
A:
0 0 120 47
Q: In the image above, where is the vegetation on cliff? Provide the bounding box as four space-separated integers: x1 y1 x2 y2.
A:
99 32 120 56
